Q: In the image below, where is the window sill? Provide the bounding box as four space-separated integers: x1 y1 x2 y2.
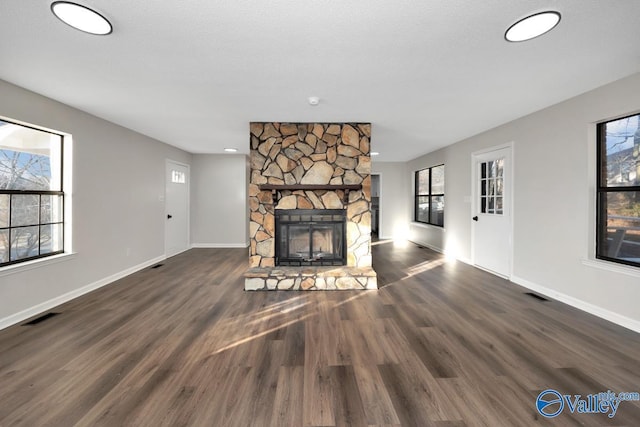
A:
0 252 77 278
581 258 640 278
411 222 445 231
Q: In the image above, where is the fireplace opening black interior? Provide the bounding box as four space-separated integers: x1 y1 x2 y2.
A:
275 209 346 266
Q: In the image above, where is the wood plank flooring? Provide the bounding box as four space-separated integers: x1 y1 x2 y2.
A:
1 241 639 426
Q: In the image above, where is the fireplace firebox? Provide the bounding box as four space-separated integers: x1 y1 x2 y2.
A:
275 209 346 266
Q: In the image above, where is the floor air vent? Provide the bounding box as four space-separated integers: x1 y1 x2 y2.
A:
23 312 60 325
151 263 164 269
525 292 549 302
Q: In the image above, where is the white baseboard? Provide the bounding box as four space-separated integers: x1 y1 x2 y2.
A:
511 274 640 334
408 239 443 254
0 255 165 331
191 243 249 248
452 255 473 266
407 239 474 265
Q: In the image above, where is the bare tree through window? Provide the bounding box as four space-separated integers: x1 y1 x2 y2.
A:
597 113 640 267
0 119 63 265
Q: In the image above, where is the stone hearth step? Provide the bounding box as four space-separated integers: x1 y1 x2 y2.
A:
244 266 377 291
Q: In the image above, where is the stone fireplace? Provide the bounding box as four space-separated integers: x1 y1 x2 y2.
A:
244 122 377 290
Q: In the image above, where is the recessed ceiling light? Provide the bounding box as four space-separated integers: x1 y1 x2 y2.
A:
505 11 560 42
51 2 112 35
370 152 380 156
308 96 320 106
224 148 238 152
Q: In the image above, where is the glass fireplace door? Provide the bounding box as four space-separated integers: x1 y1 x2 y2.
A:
275 209 346 266
312 225 335 259
288 225 311 260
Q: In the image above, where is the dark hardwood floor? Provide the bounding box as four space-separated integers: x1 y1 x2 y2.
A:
1 241 639 426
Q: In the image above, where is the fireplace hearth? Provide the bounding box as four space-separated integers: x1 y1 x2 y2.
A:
276 209 346 266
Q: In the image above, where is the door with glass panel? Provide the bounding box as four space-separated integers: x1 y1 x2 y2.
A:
472 145 512 278
165 160 189 257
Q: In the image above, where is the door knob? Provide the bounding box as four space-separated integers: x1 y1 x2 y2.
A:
472 216 478 221
167 214 173 219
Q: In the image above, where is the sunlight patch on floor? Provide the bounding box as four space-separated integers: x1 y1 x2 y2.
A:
207 292 369 356
406 258 446 277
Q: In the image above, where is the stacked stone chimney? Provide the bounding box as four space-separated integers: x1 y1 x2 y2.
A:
244 122 377 291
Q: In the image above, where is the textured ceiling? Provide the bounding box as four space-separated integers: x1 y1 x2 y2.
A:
1 0 639 161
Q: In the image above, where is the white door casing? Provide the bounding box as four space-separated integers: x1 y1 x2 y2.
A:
165 160 190 257
471 144 513 278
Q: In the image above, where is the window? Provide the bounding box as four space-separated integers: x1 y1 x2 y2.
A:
171 169 186 184
480 158 504 215
596 113 640 268
415 165 444 227
0 119 64 266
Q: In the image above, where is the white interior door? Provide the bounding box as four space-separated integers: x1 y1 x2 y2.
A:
165 160 189 257
472 145 512 278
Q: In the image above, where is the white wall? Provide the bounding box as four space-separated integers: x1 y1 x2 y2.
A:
191 154 248 247
371 162 410 240
407 72 640 331
0 80 192 328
